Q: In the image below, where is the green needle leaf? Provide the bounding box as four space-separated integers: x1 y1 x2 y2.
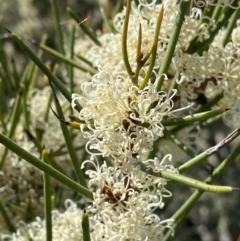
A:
6 29 81 112
162 143 240 241
50 0 65 54
42 147 52 241
159 171 233 193
162 109 224 126
156 0 190 91
31 42 97 75
67 7 101 46
0 88 23 169
140 164 234 193
179 128 240 173
0 200 15 232
122 0 134 82
50 83 88 188
0 132 93 200
82 210 91 241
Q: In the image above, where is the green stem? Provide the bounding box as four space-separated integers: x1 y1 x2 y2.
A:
166 71 180 99
141 166 234 193
0 133 93 200
156 0 190 91
22 85 30 130
202 5 216 23
44 90 54 122
25 198 33 222
20 64 31 90
162 144 240 241
100 7 116 33
122 0 134 82
25 129 42 154
8 89 23 140
164 129 195 158
170 93 223 134
67 7 101 46
0 78 7 115
187 3 238 54
48 157 68 177
0 88 23 169
0 200 15 232
11 57 20 91
52 144 85 157
140 6 164 90
133 23 142 85
146 138 160 160
113 0 124 16
30 34 48 89
69 21 76 95
10 204 25 216
162 108 224 126
161 170 233 193
51 85 88 188
0 40 15 96
222 8 240 47
82 210 91 241
211 5 224 21
75 54 95 68
34 43 96 75
179 128 240 173
50 0 65 54
42 147 52 241
7 30 81 112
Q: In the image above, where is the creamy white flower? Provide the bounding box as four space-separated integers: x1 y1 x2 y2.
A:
81 155 175 240
2 198 174 241
72 70 183 161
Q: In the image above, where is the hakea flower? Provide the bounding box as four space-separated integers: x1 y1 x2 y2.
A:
1 200 84 241
2 198 174 241
83 155 175 201
82 155 175 240
84 1 216 97
211 30 240 92
72 70 182 161
84 0 240 124
82 153 176 240
86 1 200 78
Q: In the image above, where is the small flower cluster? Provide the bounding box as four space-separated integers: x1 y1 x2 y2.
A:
0 87 85 233
72 72 179 161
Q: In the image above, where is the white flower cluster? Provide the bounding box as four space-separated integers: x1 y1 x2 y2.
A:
71 1 187 239
1 200 84 241
71 0 240 239
1 198 173 241
72 72 179 161
0 87 85 234
85 0 240 121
